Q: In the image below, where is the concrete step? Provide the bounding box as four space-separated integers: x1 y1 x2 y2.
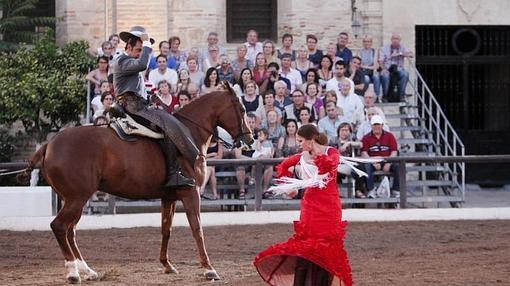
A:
398 138 433 145
399 151 437 157
407 180 455 187
406 165 446 172
390 126 424 132
375 102 409 108
385 114 421 120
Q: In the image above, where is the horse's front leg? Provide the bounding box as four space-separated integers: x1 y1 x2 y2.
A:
180 188 220 280
160 199 178 274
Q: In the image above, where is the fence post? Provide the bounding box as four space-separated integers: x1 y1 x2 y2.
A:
399 159 407 208
254 161 263 211
107 195 116 214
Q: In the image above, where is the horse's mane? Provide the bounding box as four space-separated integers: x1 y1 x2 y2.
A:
175 90 228 116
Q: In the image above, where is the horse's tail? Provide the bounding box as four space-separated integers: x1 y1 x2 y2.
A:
16 143 47 185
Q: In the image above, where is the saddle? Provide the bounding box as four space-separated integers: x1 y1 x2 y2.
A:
108 104 164 141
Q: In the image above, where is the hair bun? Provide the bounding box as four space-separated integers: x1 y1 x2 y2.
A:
316 133 329 145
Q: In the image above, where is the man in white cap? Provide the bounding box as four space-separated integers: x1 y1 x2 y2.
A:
360 115 400 198
113 26 197 188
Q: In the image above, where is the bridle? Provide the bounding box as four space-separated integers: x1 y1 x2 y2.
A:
174 93 251 150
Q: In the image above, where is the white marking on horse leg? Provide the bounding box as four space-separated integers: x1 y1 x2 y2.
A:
76 259 98 280
64 260 81 284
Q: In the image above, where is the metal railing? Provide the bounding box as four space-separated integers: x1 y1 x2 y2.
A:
3 155 510 212
407 60 466 199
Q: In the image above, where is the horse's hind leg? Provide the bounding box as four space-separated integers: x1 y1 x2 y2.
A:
50 197 88 284
160 199 178 274
180 193 220 280
67 215 99 280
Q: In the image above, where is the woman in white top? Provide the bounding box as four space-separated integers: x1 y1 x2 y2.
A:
202 45 220 72
233 68 259 98
175 68 191 95
292 45 313 81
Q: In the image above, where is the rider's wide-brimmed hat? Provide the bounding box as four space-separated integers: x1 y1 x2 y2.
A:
119 26 155 45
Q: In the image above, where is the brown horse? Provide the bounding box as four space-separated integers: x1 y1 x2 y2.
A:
18 89 254 283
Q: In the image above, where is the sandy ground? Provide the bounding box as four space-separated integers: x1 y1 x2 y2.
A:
1 220 509 285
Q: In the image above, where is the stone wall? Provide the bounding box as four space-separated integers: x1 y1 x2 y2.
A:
56 0 508 55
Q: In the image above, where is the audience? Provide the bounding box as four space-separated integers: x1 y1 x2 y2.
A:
277 33 296 61
379 33 413 101
306 34 323 67
244 29 263 63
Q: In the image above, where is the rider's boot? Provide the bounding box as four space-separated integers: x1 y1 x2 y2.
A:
160 138 195 188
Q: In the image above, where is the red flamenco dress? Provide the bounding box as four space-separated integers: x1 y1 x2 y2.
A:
253 147 352 286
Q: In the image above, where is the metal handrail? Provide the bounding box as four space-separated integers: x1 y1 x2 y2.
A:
407 60 465 199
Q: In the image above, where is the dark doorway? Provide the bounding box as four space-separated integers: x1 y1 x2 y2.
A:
416 26 510 185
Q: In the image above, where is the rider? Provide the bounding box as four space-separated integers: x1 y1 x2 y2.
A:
113 26 197 188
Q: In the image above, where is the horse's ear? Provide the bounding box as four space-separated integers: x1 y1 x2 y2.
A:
223 82 235 97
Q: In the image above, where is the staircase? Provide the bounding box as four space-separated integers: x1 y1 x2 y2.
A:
375 62 465 208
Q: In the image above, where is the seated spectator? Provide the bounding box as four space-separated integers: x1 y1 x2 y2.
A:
231 45 254 82
187 83 200 100
175 68 191 95
262 110 285 147
363 87 386 123
186 56 205 89
358 36 381 100
279 53 302 93
241 80 263 114
200 31 227 64
336 78 364 128
318 55 334 91
379 33 413 101
86 56 109 95
252 128 275 193
273 80 293 112
305 82 325 119
151 80 178 113
302 68 320 94
277 33 296 61
262 40 279 65
200 135 223 200
174 90 191 111
361 115 400 198
216 54 234 84
149 54 178 87
93 91 114 120
91 80 111 114
244 29 263 64
201 67 220 95
345 56 365 96
336 122 366 198
284 90 317 123
168 36 187 70
233 68 260 98
252 52 269 89
326 42 343 72
96 40 113 60
306 34 323 67
234 113 259 199
323 90 338 106
276 119 301 158
255 90 282 127
335 32 353 64
292 45 313 81
148 41 177 71
326 60 355 97
202 45 221 72
263 62 291 93
93 115 109 126
298 106 316 128
318 101 344 145
356 106 389 141
108 33 123 59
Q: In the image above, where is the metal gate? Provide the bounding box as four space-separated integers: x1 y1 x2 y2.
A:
416 25 510 184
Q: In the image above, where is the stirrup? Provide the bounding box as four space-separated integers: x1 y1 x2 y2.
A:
165 172 195 188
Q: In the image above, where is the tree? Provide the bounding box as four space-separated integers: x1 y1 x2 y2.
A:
0 30 94 143
0 0 55 52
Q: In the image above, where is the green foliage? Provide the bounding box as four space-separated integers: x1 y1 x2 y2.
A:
0 31 94 142
0 128 15 162
0 0 55 52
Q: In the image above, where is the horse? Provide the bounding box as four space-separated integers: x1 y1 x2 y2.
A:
17 89 254 284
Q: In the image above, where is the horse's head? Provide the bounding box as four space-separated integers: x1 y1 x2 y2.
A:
214 86 254 149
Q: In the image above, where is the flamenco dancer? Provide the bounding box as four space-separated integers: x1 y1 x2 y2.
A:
253 124 352 286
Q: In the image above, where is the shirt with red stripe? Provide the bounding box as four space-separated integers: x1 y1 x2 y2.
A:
361 130 398 157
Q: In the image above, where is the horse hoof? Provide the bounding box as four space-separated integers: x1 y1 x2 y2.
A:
163 265 178 274
67 275 81 284
84 271 99 281
205 270 221 280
